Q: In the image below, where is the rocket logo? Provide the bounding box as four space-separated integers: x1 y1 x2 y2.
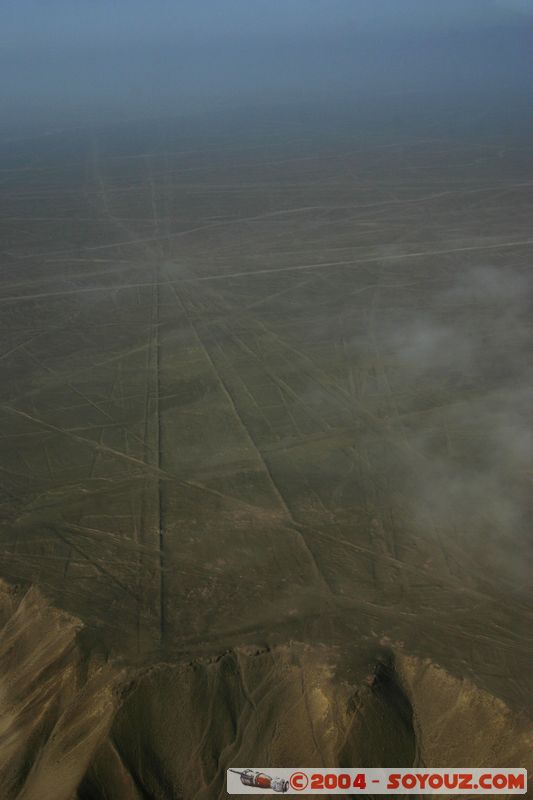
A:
229 769 289 793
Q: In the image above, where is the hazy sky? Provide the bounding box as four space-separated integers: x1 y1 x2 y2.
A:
1 0 531 128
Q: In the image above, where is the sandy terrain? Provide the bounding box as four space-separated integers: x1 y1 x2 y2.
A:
0 108 532 797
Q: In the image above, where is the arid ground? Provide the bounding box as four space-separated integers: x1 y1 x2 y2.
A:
1 106 532 798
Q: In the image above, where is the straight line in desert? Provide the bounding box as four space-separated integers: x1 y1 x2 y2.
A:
2 238 532 305
164 277 334 597
190 238 533 281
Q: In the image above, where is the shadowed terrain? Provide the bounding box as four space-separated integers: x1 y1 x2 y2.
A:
1 583 531 799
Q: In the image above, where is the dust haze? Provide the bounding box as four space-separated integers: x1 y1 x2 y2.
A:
0 1 532 798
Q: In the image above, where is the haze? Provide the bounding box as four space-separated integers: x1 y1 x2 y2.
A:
1 0 532 130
